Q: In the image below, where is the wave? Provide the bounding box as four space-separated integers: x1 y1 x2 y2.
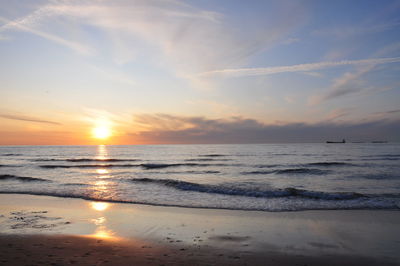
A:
139 163 227 169
305 162 351 167
0 174 49 182
185 158 230 162
199 154 227 157
361 157 400 161
164 170 221 174
1 153 22 156
360 154 400 161
38 162 230 169
35 158 138 162
129 178 364 200
39 164 140 169
349 173 399 180
242 168 330 175
362 154 400 158
251 162 350 169
254 164 280 168
275 168 330 175
67 158 138 162
242 170 274 175
0 164 21 168
63 183 89 186
0 190 398 212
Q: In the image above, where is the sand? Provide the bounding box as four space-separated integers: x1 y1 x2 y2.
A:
0 194 399 266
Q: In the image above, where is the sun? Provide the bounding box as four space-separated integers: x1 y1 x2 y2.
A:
92 126 111 140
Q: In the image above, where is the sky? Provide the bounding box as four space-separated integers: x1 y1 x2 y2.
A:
0 0 399 145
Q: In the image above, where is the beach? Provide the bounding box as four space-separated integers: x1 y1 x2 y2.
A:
2 0 400 264
0 194 399 266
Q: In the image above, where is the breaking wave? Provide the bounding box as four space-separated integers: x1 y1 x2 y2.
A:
129 178 364 200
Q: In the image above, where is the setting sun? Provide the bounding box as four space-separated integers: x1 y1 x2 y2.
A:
92 126 111 140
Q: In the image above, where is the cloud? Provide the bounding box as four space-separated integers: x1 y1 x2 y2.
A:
0 34 11 41
197 57 400 78
130 113 400 143
281 37 300 45
381 109 400 114
88 65 137 87
309 41 400 104
312 21 400 39
369 109 400 120
0 0 305 87
325 108 353 121
0 113 61 125
0 15 93 55
310 64 375 104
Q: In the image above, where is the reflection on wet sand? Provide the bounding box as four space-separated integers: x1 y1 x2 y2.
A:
88 201 118 240
91 226 117 240
90 202 110 212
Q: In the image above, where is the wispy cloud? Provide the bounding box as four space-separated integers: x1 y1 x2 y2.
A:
325 108 354 121
0 0 305 87
88 65 137 87
0 113 61 125
0 15 93 55
309 64 375 104
370 109 400 119
197 57 400 78
312 21 400 39
281 37 300 45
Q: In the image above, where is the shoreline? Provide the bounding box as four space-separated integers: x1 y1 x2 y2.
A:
0 193 399 265
1 191 398 213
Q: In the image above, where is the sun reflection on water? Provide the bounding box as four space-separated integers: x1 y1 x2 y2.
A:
96 169 109 175
95 145 111 178
96 144 108 160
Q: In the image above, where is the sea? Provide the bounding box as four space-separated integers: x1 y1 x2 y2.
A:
0 144 399 212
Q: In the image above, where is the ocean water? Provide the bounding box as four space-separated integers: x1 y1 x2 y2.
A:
0 144 399 211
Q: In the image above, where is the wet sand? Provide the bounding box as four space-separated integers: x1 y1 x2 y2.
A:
1 234 398 266
0 194 399 265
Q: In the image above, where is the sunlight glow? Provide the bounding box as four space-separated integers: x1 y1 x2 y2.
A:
86 225 119 240
90 202 110 211
91 216 106 226
92 227 115 239
96 169 109 175
92 126 111 139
